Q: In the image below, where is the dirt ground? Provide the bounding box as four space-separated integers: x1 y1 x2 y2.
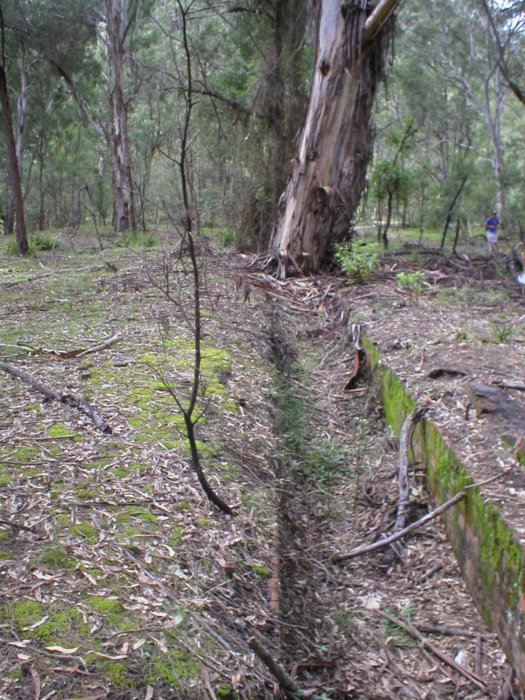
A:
1 234 524 699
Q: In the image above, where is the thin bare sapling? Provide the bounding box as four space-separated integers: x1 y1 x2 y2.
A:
153 1 233 516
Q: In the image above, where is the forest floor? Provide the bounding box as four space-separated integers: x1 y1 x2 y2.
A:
0 229 525 699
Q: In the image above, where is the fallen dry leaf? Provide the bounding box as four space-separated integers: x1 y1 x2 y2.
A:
45 645 79 655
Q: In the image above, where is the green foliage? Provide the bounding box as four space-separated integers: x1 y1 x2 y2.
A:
490 320 513 343
4 238 19 255
117 230 157 249
395 270 425 293
335 240 381 281
30 233 60 251
219 229 235 247
215 684 237 699
381 605 417 649
371 159 410 201
4 233 58 254
297 442 349 489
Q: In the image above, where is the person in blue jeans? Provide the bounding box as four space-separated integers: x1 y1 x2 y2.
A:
485 210 499 256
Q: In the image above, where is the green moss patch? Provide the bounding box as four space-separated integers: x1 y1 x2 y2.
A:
47 422 78 439
0 466 11 487
116 505 158 525
3 600 89 645
250 563 270 577
146 646 200 685
40 545 77 570
70 521 98 543
87 595 124 616
9 445 40 463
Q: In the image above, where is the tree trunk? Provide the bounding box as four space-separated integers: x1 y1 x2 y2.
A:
486 68 506 222
0 60 28 255
15 46 28 178
105 0 135 233
270 0 397 277
37 138 46 231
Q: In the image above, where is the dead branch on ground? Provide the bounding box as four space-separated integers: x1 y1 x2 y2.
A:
0 332 123 360
0 361 112 433
395 407 427 532
248 636 301 697
379 610 487 693
332 490 466 563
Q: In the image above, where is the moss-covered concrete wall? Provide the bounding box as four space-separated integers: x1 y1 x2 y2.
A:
363 337 525 687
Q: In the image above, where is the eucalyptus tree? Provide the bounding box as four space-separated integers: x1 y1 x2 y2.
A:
270 0 400 277
480 0 525 107
102 0 139 232
429 0 511 221
0 0 103 236
0 4 28 253
197 0 312 247
9 0 146 234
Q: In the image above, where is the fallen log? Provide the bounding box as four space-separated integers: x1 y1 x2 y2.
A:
0 362 112 434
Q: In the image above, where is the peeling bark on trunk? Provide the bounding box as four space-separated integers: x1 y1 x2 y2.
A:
105 0 135 233
270 0 396 277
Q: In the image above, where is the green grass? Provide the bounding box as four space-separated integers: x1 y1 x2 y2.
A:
116 230 157 249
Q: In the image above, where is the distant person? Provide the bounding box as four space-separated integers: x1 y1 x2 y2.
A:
485 210 500 256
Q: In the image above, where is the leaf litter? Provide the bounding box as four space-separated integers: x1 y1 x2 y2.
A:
0 236 523 698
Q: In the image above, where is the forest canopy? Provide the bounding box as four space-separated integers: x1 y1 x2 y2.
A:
0 0 524 254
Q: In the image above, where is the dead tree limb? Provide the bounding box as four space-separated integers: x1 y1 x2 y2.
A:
0 333 123 360
248 636 300 697
379 610 487 692
75 332 124 358
0 517 36 532
395 407 426 532
332 490 466 563
0 362 112 434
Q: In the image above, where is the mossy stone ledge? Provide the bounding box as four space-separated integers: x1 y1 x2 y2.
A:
363 336 525 688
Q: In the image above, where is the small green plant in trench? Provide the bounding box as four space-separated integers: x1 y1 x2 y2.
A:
381 604 417 649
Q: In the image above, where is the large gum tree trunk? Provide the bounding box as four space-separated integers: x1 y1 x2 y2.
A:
105 0 136 233
270 0 397 277
0 61 28 255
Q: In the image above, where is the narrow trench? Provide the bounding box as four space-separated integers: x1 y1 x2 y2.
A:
268 298 352 695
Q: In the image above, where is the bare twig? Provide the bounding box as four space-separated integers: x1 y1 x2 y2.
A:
498 668 516 700
0 333 122 359
333 490 466 563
